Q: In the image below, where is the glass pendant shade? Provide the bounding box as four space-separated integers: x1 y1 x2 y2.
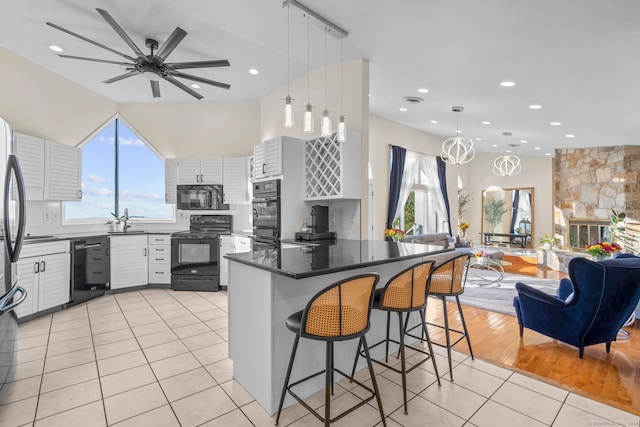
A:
284 96 294 128
493 154 522 176
321 109 332 137
337 115 347 142
303 103 314 133
441 136 475 165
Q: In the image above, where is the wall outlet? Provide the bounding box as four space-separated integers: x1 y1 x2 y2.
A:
51 211 58 221
43 211 50 222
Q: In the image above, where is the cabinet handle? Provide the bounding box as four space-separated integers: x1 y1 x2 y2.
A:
40 261 45 272
78 190 83 199
262 164 266 174
143 248 147 257
34 262 39 273
157 248 165 252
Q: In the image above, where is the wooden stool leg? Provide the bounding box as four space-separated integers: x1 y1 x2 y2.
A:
361 335 387 427
275 335 300 426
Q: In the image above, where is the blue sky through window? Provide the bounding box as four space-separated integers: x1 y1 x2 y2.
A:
65 119 173 220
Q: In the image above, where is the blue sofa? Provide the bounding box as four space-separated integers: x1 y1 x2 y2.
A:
513 255 640 358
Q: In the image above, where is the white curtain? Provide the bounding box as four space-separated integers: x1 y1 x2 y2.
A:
419 155 448 232
393 150 420 224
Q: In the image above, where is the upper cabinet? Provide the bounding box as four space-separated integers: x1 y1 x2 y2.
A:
222 157 249 203
177 157 222 185
253 138 282 180
165 158 177 204
304 132 361 200
15 132 81 201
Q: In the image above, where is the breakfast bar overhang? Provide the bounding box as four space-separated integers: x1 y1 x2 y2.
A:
226 239 454 414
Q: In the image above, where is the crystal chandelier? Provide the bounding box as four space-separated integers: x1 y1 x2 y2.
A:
441 106 475 165
493 132 521 176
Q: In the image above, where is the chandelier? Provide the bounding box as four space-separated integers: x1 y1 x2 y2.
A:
493 132 521 176
441 106 475 165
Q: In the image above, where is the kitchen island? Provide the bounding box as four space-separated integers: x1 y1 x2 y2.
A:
226 239 455 414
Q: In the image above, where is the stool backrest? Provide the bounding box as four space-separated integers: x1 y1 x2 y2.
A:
301 273 380 339
381 260 435 310
429 253 471 296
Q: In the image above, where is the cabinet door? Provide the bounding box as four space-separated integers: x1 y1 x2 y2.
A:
219 235 235 288
222 157 249 203
110 235 148 289
165 158 178 204
38 252 71 311
14 133 45 201
200 158 223 184
233 236 252 253
263 138 282 177
253 144 265 179
15 258 39 318
177 158 201 184
44 140 82 200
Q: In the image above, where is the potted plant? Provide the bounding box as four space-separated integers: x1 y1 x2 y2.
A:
107 212 124 232
484 196 509 233
540 233 554 250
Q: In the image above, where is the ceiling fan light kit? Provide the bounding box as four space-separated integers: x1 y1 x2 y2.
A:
493 132 522 176
441 106 475 165
46 8 231 99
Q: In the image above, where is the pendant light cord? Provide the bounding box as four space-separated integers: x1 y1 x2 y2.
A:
340 37 343 113
324 29 328 108
307 15 310 102
287 6 290 94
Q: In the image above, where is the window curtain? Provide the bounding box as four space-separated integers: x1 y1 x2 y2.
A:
435 157 452 235
393 151 420 226
509 190 520 233
387 145 406 231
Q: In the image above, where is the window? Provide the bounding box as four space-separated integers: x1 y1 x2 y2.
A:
65 117 173 221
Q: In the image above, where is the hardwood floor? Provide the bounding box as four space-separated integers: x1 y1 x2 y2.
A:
425 270 640 416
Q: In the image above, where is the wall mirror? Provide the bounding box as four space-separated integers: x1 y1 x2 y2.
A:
481 187 534 248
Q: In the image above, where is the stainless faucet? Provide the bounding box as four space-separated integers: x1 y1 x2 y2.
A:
123 208 130 232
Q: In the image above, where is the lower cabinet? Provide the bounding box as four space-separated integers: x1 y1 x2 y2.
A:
148 235 171 284
15 241 70 319
219 235 235 288
110 235 148 290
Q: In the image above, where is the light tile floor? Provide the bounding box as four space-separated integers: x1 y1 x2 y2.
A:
0 288 638 427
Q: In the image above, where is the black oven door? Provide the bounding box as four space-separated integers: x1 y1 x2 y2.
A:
171 237 218 276
252 197 280 228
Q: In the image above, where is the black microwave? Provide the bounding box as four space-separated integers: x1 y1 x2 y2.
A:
176 185 230 210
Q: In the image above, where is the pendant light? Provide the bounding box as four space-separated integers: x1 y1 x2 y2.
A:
493 132 522 176
320 29 332 137
303 15 314 133
441 106 475 165
337 36 347 142
283 5 294 128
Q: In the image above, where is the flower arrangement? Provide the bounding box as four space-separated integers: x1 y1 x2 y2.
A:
385 228 406 241
474 251 489 258
585 241 622 259
458 222 469 238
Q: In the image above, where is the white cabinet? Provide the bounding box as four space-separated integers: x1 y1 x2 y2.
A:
165 158 178 204
253 138 283 180
177 157 223 184
222 157 249 203
110 235 148 289
304 132 361 200
45 140 82 200
233 236 252 253
15 241 70 319
148 234 171 284
219 235 235 288
14 133 45 201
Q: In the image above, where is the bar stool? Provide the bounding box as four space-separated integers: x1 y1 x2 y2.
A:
405 253 474 381
275 273 386 427
350 259 440 415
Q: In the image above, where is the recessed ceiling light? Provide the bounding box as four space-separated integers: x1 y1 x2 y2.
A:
399 107 407 112
475 138 482 141
529 104 542 109
249 68 259 75
550 122 561 126
500 81 516 87
565 134 575 138
417 88 429 93
49 45 63 52
545 153 552 156
506 150 512 153
491 144 498 147
534 147 541 150
520 140 528 143
482 121 491 125
430 120 438 124
190 84 200 89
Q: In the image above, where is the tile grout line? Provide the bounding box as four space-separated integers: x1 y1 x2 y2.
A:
30 312 53 425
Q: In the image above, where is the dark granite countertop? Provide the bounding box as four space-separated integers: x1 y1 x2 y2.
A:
225 239 453 279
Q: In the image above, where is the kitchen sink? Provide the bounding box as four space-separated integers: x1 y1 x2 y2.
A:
24 235 55 240
106 230 146 235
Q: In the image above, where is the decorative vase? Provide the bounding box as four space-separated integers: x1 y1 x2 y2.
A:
543 243 551 250
476 256 486 265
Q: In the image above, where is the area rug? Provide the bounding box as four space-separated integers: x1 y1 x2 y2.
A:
456 271 561 316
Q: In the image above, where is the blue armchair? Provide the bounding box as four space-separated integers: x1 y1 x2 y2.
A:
513 255 640 358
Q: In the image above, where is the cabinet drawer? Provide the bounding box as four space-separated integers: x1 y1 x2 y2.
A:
87 267 109 284
149 254 170 264
87 245 108 255
148 235 170 245
21 240 69 258
149 245 170 256
87 254 108 263
149 268 171 284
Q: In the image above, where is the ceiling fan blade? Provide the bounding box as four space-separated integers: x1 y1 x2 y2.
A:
102 71 139 84
168 71 231 90
165 60 230 70
150 81 161 98
58 54 131 66
46 21 136 62
96 8 145 58
163 75 203 100
155 27 187 61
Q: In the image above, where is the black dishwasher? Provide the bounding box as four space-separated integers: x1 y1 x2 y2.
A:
70 237 110 306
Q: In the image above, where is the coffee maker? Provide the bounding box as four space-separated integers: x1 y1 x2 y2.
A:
295 205 336 241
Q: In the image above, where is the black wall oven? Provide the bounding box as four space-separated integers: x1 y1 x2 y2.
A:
252 179 280 248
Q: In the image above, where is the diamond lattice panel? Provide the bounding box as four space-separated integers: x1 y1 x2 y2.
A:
305 134 342 199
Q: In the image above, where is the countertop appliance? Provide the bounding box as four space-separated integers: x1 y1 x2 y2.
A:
176 184 229 210
171 214 233 291
295 205 336 242
252 179 280 249
0 117 28 400
70 237 110 306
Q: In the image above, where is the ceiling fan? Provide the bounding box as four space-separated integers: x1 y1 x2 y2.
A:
46 8 230 100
